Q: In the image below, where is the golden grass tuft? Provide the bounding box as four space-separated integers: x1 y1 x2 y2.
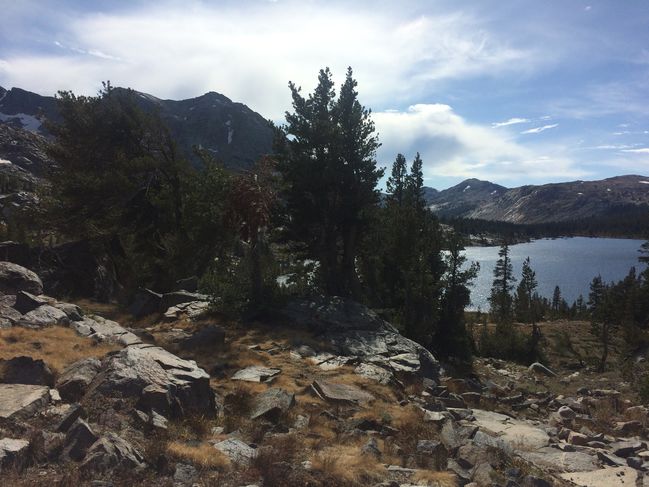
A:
412 469 458 487
166 441 230 470
0 325 119 375
310 444 386 485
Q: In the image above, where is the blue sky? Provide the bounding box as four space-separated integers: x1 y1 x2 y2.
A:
1 0 649 189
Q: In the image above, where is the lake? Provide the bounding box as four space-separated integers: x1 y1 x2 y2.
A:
463 237 647 311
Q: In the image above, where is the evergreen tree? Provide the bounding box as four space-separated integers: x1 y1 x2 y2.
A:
386 154 407 207
588 275 615 372
515 257 538 323
551 285 562 317
405 152 425 211
277 67 383 297
489 243 516 324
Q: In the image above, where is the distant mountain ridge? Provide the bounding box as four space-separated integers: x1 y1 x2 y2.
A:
0 85 274 170
425 175 649 224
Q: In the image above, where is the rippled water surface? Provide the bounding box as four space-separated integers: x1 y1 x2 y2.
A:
463 237 647 311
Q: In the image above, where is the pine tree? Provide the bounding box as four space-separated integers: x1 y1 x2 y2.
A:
551 285 562 317
588 275 614 372
515 257 538 323
277 67 383 297
386 154 407 207
489 242 516 324
405 152 425 211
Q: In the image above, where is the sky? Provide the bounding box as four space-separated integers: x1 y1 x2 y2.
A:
1 0 649 189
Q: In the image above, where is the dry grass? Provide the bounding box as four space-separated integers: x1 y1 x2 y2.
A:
310 444 386 486
412 470 459 487
166 441 230 470
0 325 118 375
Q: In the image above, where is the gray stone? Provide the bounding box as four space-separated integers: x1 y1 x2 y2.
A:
54 403 84 433
0 261 42 294
137 384 174 417
232 366 281 383
80 316 142 346
415 440 447 470
18 304 69 327
250 388 295 421
311 379 374 405
440 421 477 451
63 419 99 461
174 462 198 486
163 301 210 321
0 438 30 472
0 304 22 327
528 362 556 377
81 433 145 473
54 302 83 321
627 456 643 470
558 405 576 420
0 355 54 386
472 462 495 485
519 447 598 473
612 440 646 458
0 384 50 420
354 363 395 384
160 291 209 311
613 420 643 436
13 290 50 314
213 438 257 464
57 358 102 403
89 344 216 418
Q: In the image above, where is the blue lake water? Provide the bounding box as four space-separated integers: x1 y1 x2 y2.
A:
463 237 647 311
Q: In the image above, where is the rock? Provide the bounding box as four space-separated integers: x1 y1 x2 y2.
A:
0 356 54 386
440 421 477 451
0 384 50 420
54 403 84 433
18 304 69 327
232 366 281 383
597 451 626 467
293 344 316 358
472 409 549 452
423 410 452 425
250 388 295 421
311 379 374 405
178 324 225 351
63 419 99 461
283 296 399 334
128 288 162 318
567 431 589 446
57 358 102 403
13 290 50 314
174 463 198 486
521 476 552 487
0 304 21 327
54 302 83 321
559 466 637 486
77 316 141 346
160 291 209 311
612 440 646 458
528 362 556 377
627 456 643 470
415 440 447 470
0 438 30 472
519 447 598 473
354 363 395 385
213 438 257 464
558 405 576 420
163 301 210 321
0 261 42 294
361 437 381 458
89 344 216 418
613 420 643 436
472 462 496 485
81 433 145 473
137 384 174 418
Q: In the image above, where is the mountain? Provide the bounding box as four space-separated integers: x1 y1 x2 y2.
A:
0 86 274 170
426 176 649 224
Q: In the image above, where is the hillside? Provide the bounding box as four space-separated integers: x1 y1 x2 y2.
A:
0 86 274 171
426 176 649 224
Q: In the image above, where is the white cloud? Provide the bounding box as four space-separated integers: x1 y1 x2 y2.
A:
622 148 649 154
521 123 559 134
373 104 583 182
0 2 535 118
491 117 530 128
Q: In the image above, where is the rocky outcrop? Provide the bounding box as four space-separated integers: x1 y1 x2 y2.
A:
0 384 50 420
0 261 42 295
56 358 102 402
81 433 145 472
284 296 440 382
89 344 217 418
